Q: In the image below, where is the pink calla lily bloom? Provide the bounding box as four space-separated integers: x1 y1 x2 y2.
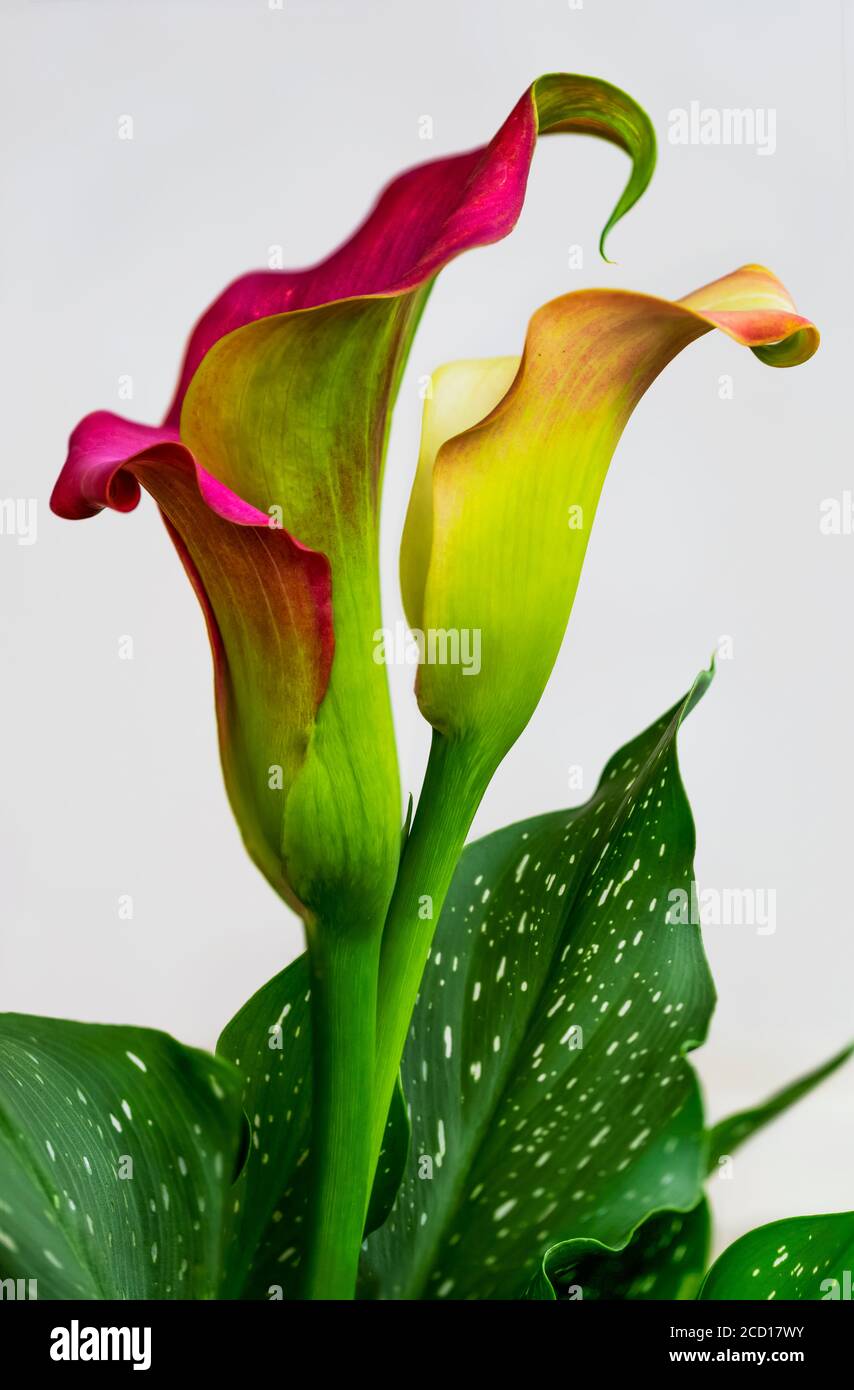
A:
51 74 655 926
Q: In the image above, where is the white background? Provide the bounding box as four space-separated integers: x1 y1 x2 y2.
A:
2 0 852 1256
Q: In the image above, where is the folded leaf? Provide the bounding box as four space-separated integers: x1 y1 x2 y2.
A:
700 1213 854 1300
526 1048 852 1300
363 670 716 1299
0 1014 244 1299
51 73 655 924
403 267 818 770
526 1200 710 1301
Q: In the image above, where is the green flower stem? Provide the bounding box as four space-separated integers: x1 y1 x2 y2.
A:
301 923 382 1300
370 731 492 1171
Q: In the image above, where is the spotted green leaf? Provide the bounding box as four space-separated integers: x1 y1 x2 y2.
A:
700 1212 854 1300
362 671 716 1299
523 1047 851 1301
0 1014 245 1299
216 956 409 1298
707 1044 853 1173
526 1199 711 1300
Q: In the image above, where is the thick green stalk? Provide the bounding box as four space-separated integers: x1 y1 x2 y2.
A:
371 732 491 1168
301 924 381 1300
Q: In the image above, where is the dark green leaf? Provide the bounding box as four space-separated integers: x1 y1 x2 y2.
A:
700 1212 854 1300
0 1013 244 1299
363 670 716 1299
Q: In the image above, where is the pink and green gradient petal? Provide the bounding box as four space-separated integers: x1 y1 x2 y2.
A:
54 412 333 908
163 71 655 427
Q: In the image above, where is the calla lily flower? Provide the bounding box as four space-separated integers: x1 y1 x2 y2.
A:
51 72 655 930
373 264 818 1170
401 263 818 772
51 74 659 1300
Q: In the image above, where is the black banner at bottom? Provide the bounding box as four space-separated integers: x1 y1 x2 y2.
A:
0 1296 848 1375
